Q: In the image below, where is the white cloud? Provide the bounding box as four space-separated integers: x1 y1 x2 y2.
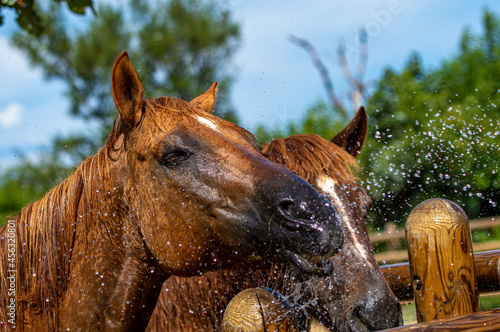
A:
0 103 23 128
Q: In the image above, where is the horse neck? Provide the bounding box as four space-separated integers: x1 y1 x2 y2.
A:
0 147 163 330
56 148 167 330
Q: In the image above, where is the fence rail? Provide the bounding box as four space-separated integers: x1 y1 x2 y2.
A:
380 249 500 302
370 215 500 263
379 308 500 331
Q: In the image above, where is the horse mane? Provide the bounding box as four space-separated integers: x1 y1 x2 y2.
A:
0 134 115 328
260 134 359 187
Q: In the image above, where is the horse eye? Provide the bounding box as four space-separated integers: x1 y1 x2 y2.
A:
160 148 192 167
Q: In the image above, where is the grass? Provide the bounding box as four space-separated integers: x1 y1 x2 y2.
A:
401 302 417 325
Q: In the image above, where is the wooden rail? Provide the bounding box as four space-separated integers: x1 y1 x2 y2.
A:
379 308 500 331
370 215 500 244
371 215 500 264
378 200 500 331
381 250 500 302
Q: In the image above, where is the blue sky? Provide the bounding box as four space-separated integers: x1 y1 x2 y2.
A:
1 0 500 168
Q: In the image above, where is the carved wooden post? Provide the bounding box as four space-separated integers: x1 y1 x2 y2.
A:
405 198 480 322
223 287 298 331
222 287 329 332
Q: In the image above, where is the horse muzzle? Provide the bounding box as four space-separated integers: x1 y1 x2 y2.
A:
256 172 344 279
347 290 403 331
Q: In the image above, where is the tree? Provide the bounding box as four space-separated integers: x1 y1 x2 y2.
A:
0 151 69 222
0 0 240 223
255 30 369 144
288 29 369 122
362 10 500 228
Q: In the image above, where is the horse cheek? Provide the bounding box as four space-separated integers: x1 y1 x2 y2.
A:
137 187 215 275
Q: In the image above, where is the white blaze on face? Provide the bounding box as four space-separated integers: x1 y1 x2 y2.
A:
196 115 218 130
316 175 372 264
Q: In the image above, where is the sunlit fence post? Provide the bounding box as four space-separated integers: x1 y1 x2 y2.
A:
405 198 480 322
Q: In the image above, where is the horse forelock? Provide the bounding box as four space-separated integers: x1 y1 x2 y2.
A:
137 97 258 154
143 96 213 130
105 96 209 158
261 134 359 187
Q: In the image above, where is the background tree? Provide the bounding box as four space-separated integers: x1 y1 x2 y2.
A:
258 10 500 230
0 0 240 222
361 10 500 228
13 0 239 161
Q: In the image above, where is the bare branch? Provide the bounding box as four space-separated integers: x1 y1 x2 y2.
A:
337 39 356 88
337 30 368 111
288 34 347 118
356 28 368 81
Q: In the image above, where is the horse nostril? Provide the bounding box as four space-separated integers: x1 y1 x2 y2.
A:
278 198 295 217
277 198 311 221
278 199 293 210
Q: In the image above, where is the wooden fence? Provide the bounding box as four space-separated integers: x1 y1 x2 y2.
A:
380 308 500 331
377 199 500 331
380 249 500 302
370 215 500 264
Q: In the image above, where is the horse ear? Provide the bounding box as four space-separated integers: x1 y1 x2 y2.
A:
111 51 144 127
190 82 218 113
331 106 368 158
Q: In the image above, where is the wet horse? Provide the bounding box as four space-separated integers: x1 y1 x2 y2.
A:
146 107 403 331
0 52 344 331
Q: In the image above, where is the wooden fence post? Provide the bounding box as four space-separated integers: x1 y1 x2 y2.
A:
405 198 480 322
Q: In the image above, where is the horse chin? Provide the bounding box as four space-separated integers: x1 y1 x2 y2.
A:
283 250 334 282
346 317 371 332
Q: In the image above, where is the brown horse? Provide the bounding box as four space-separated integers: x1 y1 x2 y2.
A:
0 52 344 331
146 107 403 331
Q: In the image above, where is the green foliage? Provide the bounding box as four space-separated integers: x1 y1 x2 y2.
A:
362 10 500 227
0 0 93 36
480 294 500 311
256 9 500 230
471 226 500 243
0 153 71 224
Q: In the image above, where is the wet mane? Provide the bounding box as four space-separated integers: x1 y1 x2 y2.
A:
260 134 358 187
0 139 114 328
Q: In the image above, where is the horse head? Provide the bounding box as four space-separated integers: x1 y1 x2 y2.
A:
262 107 403 331
110 51 343 279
